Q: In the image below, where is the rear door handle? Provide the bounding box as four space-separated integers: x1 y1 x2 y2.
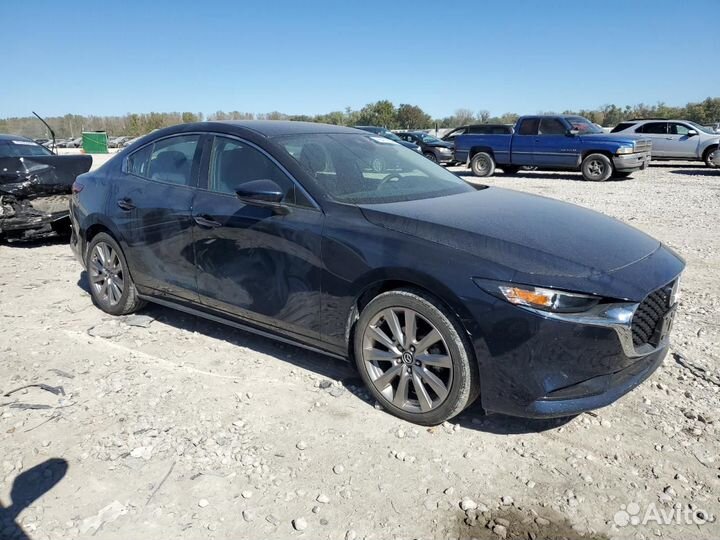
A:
194 215 223 228
117 198 135 211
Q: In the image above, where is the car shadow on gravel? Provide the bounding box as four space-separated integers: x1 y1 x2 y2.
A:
76 271 362 394
0 236 69 249
0 458 69 540
649 162 707 169
452 399 575 435
670 169 719 177
445 506 610 540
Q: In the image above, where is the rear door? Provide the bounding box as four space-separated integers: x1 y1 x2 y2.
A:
635 122 669 157
661 122 701 158
191 135 324 341
511 118 538 165
533 117 579 167
112 134 203 301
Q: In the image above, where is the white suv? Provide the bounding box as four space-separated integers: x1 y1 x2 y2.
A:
611 119 720 167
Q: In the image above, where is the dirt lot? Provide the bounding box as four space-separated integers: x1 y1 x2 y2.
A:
1 161 718 540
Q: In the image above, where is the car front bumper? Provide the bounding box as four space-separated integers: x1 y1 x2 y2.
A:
461 276 679 419
613 151 650 171
0 195 71 242
434 149 455 163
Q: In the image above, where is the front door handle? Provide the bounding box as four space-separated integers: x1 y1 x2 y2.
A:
194 215 223 228
117 198 135 211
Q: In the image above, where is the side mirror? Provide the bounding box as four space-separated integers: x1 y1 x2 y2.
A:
567 129 580 137
686 129 698 137
236 179 289 214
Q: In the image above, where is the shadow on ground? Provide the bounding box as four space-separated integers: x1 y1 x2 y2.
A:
670 169 719 177
0 236 69 249
452 399 575 435
0 458 68 540
76 271 360 394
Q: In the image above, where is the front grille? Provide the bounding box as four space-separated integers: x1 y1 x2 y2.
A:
634 139 652 153
631 283 673 347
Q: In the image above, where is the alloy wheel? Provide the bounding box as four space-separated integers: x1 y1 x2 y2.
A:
89 242 125 306
587 159 605 179
361 307 453 413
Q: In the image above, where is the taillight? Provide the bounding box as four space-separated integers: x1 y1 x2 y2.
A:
72 181 84 194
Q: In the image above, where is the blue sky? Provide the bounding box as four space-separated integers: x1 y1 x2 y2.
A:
1 0 718 118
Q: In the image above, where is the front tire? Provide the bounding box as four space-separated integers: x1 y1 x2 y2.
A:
581 153 613 181
424 152 438 163
470 152 495 177
703 145 718 167
86 232 144 316
354 289 479 425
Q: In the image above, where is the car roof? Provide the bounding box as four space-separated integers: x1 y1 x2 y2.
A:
147 121 365 141
0 134 36 142
220 120 362 136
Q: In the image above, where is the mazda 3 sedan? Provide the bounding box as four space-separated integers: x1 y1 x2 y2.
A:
69 121 684 425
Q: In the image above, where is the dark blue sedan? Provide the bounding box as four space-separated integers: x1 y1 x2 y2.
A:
69 121 684 425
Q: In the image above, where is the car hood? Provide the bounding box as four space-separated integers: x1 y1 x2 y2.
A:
579 133 644 145
359 187 661 282
428 141 454 149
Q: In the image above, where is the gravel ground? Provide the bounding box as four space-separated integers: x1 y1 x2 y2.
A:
0 162 718 540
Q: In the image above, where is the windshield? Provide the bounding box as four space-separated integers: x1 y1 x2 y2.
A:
275 133 474 204
0 140 53 158
420 134 442 144
380 130 403 143
565 116 604 134
686 121 715 134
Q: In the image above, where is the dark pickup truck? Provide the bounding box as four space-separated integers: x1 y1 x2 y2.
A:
454 115 651 181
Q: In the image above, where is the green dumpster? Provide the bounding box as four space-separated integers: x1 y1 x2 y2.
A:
82 131 108 154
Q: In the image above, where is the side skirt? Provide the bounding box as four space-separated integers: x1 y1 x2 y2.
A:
138 294 348 362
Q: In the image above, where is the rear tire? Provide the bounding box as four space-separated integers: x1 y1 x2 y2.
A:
354 288 480 425
470 152 495 177
86 232 144 316
581 153 613 181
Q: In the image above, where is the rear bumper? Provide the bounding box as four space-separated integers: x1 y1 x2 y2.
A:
69 201 86 268
613 151 650 171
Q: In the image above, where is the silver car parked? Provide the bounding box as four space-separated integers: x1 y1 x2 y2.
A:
611 119 720 167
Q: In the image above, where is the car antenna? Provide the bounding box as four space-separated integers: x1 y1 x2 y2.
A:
32 111 56 155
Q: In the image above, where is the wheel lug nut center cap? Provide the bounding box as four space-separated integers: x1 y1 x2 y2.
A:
401 351 414 365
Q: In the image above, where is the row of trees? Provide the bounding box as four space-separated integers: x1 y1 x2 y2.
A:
2 98 719 139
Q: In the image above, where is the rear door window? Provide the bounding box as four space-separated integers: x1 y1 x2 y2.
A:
147 135 202 186
127 144 153 177
517 118 540 135
637 122 667 134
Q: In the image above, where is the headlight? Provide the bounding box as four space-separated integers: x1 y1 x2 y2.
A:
473 279 601 313
616 145 635 155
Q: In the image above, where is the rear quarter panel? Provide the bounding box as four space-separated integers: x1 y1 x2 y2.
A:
454 134 512 164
